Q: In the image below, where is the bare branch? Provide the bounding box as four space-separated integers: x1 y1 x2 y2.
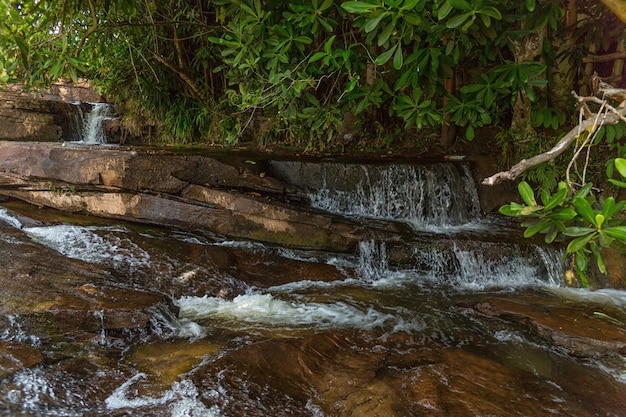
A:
482 78 626 186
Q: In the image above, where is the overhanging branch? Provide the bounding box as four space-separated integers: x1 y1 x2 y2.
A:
482 81 626 186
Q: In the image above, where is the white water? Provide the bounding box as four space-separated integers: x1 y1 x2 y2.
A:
75 102 113 144
105 375 223 417
309 163 481 228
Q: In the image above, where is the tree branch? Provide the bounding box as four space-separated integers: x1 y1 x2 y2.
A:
149 51 203 100
76 0 99 57
482 86 626 186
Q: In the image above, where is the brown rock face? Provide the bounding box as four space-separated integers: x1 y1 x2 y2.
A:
0 141 363 252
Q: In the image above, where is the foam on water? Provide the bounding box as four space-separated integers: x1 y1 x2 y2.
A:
175 293 416 332
0 206 24 229
23 224 152 271
105 374 222 416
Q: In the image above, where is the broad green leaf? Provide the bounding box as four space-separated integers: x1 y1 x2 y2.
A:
575 250 589 273
544 187 567 210
601 197 617 219
518 181 537 206
573 182 593 200
401 0 420 10
438 2 453 20
547 208 577 221
598 230 614 249
519 205 543 216
447 0 471 11
608 179 626 188
375 45 396 65
478 6 501 20
499 204 516 216
309 52 327 63
615 158 626 178
603 226 626 241
567 233 596 254
446 12 472 29
524 220 550 238
565 226 596 237
393 44 404 69
526 0 536 11
364 11 388 33
573 197 597 226
341 1 378 13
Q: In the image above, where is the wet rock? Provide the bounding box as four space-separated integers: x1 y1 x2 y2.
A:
0 340 44 379
191 331 626 416
465 297 626 358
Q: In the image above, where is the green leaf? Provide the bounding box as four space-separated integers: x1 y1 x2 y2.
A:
603 226 626 241
524 220 550 238
341 1 378 13
609 179 626 188
615 158 626 178
401 0 421 10
438 2 453 20
447 0 472 11
573 197 597 226
595 214 605 229
393 44 404 69
565 226 596 237
594 250 607 274
309 52 327 63
575 251 589 274
544 187 567 210
518 181 537 206
364 11 388 33
375 45 396 66
525 0 536 11
573 182 593 200
567 233 596 254
478 6 502 20
446 12 472 29
547 208 577 221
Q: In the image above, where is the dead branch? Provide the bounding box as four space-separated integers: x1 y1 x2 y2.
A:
482 80 626 186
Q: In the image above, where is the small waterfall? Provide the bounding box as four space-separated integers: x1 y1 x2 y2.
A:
357 240 388 281
73 102 113 143
307 163 481 227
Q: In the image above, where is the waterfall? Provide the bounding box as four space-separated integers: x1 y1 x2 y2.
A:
73 102 113 144
307 163 481 227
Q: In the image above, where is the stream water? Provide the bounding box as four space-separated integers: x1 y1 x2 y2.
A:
0 160 625 416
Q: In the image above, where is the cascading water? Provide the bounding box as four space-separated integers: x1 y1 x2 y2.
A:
72 102 113 143
1 157 625 416
272 161 481 228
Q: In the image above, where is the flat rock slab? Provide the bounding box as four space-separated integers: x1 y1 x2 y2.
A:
0 141 367 251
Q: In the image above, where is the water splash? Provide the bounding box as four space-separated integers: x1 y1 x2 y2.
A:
24 224 152 272
175 293 410 332
105 374 222 416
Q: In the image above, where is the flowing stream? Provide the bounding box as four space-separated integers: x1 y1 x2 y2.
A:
0 159 625 416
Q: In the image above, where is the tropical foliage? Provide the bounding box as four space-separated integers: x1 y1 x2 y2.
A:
1 0 626 283
0 0 615 147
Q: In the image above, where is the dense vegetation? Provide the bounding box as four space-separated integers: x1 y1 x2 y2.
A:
1 0 626 284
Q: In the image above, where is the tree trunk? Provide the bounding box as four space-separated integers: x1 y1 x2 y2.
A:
511 26 546 132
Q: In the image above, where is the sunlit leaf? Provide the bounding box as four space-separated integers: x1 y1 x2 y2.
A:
567 233 596 254
341 1 379 13
518 181 537 206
